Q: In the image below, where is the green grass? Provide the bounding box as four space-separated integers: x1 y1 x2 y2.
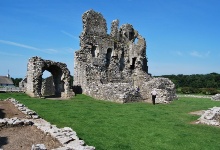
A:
1 93 220 150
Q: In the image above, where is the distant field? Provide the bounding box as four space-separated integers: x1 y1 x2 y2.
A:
1 93 220 150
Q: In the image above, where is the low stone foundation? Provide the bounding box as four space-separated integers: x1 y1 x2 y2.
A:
5 98 95 150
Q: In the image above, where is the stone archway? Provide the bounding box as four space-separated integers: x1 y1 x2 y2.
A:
26 56 74 98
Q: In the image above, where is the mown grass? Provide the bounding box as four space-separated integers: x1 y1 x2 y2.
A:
1 93 220 150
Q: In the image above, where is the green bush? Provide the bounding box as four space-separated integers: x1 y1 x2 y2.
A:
180 87 219 95
181 87 199 94
201 88 219 95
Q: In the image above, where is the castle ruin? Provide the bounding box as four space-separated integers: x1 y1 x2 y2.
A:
25 56 74 98
73 10 177 103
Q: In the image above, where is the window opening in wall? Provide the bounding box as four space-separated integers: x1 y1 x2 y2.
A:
134 37 138 44
143 57 148 73
91 45 96 57
129 32 134 40
130 57 136 70
119 51 125 71
106 48 112 67
42 70 51 79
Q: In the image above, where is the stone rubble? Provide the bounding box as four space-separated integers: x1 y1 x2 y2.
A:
178 94 211 99
0 117 33 127
31 144 47 150
197 107 220 126
5 98 95 150
73 9 177 103
211 94 220 101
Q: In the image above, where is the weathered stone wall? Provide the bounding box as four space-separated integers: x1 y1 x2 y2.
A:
26 56 74 98
211 94 220 101
139 77 177 103
84 82 142 103
19 77 27 91
73 10 177 103
41 76 55 96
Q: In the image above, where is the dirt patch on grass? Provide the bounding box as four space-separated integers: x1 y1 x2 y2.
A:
0 126 61 150
189 110 205 116
0 100 27 119
0 100 62 149
188 110 205 125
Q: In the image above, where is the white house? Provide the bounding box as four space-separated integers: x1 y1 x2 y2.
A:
0 74 14 87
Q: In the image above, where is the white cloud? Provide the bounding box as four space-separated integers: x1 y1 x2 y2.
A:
0 51 24 57
189 50 210 58
61 30 78 40
173 51 183 56
45 48 58 54
0 39 58 54
205 51 210 57
0 39 39 51
190 51 202 57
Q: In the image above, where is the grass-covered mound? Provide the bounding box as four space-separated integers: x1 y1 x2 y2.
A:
1 93 220 150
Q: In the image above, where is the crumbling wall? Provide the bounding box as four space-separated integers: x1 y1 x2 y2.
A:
19 77 27 91
74 10 177 103
139 77 177 103
26 56 74 98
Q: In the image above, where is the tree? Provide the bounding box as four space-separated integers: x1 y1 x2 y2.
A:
11 78 22 87
156 73 220 94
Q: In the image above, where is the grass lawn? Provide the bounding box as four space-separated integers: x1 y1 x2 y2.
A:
1 93 220 150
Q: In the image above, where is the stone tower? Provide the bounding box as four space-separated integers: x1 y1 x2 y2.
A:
74 10 177 103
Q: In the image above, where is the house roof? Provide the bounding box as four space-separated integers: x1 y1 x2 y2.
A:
0 76 14 85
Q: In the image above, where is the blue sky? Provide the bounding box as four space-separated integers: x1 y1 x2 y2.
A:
0 0 220 78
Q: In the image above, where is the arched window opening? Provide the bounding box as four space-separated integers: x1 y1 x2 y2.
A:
134 37 138 44
42 70 51 79
130 57 136 70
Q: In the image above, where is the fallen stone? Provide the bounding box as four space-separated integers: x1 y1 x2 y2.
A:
197 107 220 126
0 119 7 127
13 118 24 126
31 144 47 150
57 137 74 145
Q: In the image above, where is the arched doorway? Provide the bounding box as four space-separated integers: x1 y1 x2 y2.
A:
26 56 74 98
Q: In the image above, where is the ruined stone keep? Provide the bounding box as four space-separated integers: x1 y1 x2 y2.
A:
26 56 74 98
73 10 177 103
